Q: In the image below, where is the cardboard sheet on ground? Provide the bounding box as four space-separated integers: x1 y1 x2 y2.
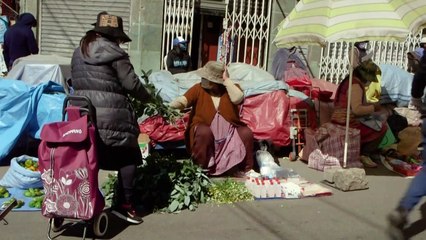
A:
246 177 332 200
0 188 41 211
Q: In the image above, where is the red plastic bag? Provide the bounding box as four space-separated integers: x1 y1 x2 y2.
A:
241 90 291 147
139 113 188 143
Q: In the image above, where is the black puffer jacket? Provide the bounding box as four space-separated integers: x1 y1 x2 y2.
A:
71 37 151 147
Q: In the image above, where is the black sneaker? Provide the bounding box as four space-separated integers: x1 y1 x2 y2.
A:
111 204 143 224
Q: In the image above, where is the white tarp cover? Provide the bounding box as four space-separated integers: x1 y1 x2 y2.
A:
148 62 291 103
6 54 71 92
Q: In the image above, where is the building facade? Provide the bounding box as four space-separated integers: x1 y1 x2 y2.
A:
21 0 303 76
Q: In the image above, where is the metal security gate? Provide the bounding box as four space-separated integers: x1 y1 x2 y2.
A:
319 30 424 84
161 0 195 69
39 0 132 57
223 0 272 69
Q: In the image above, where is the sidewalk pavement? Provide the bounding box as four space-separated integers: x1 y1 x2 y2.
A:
1 158 425 240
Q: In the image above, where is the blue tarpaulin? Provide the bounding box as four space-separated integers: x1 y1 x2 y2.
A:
0 79 65 163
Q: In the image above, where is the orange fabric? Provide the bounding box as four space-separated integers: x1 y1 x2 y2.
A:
184 83 245 151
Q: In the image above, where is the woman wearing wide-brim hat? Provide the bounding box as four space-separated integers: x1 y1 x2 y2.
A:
70 12 151 224
170 61 260 178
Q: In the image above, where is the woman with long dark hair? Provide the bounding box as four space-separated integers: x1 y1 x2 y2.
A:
71 12 151 224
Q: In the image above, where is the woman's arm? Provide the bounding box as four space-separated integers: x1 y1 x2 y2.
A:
169 96 188 110
114 57 152 102
222 70 244 104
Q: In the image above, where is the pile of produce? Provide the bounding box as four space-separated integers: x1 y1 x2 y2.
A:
101 152 255 213
18 158 39 172
0 186 10 198
24 188 44 208
102 152 211 213
1 198 24 209
23 188 43 197
208 179 254 204
28 196 43 209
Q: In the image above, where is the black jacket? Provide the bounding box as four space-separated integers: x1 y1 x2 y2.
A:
71 37 151 147
166 48 192 74
3 13 38 68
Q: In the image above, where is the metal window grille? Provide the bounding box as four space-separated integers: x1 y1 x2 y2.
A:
223 0 272 69
319 30 424 84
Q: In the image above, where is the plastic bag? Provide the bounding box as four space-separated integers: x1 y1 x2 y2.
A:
0 155 42 189
255 142 299 179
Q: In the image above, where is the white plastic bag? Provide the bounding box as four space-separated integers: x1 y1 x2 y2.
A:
0 155 42 189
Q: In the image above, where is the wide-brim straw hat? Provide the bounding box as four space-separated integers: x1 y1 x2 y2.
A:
355 58 381 83
91 13 131 43
196 61 225 87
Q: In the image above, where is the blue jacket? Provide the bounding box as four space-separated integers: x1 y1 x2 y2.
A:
3 13 39 68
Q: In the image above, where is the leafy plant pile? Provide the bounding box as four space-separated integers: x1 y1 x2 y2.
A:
130 69 182 123
101 173 118 208
101 154 256 213
208 178 254 204
102 152 211 213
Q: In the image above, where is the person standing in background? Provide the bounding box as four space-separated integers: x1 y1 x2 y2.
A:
166 36 192 74
3 12 38 70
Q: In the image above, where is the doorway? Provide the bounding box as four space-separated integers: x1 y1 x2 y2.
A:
192 9 224 69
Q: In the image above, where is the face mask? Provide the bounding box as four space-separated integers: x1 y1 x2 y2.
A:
179 43 187 51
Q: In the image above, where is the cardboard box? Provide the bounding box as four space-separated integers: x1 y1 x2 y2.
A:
138 133 150 159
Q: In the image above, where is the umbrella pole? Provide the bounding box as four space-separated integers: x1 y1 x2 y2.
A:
343 42 355 168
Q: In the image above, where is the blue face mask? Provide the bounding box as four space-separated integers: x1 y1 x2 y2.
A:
179 43 187 51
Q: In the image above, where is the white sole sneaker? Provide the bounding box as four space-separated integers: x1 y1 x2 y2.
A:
111 209 143 224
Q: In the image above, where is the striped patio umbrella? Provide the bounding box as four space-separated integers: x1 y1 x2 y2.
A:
273 0 426 167
274 0 426 48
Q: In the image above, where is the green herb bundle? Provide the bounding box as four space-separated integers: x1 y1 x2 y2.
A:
102 152 211 213
131 69 182 123
208 179 254 204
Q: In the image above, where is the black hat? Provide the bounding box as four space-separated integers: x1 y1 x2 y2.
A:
91 11 108 26
91 13 131 43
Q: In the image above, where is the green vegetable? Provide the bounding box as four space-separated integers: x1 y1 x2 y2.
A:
29 196 44 209
2 198 24 209
24 188 43 197
0 186 6 194
130 69 183 123
208 178 254 204
101 152 211 213
0 186 10 198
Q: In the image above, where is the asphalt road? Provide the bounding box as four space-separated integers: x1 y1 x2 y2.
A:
0 158 425 240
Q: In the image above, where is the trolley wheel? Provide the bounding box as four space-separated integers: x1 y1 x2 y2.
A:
51 217 64 232
93 212 108 237
289 152 298 161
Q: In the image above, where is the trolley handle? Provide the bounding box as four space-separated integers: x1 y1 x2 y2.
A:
62 95 97 125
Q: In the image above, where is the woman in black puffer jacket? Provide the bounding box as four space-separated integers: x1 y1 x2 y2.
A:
71 12 151 224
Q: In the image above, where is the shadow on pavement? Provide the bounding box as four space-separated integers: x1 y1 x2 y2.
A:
404 203 426 239
51 213 132 239
364 165 405 177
